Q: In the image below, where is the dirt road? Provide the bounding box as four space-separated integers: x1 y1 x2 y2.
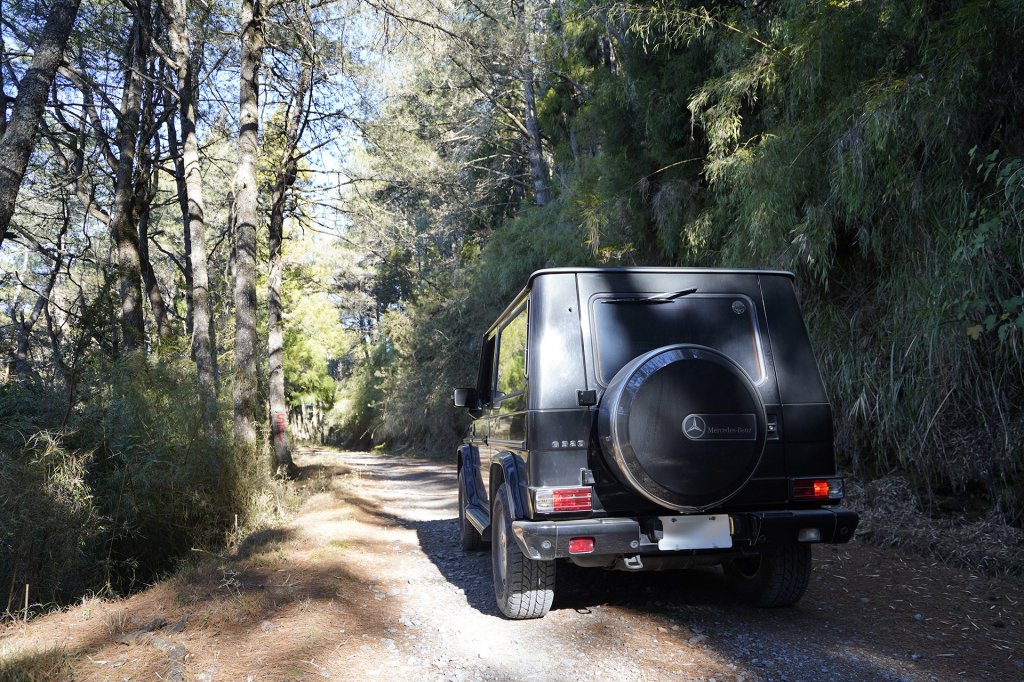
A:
2 447 1022 681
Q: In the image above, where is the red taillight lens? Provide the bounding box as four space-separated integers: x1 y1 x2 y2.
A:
567 537 595 554
552 488 592 512
534 487 592 512
792 478 844 501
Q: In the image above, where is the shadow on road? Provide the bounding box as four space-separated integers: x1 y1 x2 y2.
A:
409 517 740 618
404 517 954 681
305 450 1024 681
553 561 735 612
409 518 499 615
234 527 294 560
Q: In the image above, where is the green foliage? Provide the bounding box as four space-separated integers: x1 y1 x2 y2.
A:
958 149 1024 346
328 348 384 447
327 0 1023 531
328 201 597 454
283 292 348 407
0 385 104 612
659 0 1024 523
0 357 254 613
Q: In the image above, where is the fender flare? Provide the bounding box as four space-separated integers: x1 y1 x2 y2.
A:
490 451 529 520
457 444 486 510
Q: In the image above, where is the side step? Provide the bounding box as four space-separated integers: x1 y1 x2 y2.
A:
465 504 490 536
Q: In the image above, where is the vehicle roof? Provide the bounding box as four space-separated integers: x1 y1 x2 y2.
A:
485 267 795 336
527 266 795 284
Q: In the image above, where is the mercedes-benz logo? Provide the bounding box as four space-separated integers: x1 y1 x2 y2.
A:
683 414 706 439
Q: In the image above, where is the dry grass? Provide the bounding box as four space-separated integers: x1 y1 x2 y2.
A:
0 447 400 682
2 447 1022 682
0 643 73 682
847 476 1024 576
101 609 130 638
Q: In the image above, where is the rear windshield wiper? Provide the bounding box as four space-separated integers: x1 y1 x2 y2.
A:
602 287 698 305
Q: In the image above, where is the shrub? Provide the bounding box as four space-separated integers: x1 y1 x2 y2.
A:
0 356 256 615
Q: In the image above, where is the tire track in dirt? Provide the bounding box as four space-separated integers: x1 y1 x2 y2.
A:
313 449 1023 682
1 447 1021 681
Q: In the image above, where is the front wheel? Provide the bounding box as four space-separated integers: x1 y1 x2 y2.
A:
491 482 555 619
723 544 812 607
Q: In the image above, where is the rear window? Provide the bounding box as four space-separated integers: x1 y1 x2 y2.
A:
591 294 765 385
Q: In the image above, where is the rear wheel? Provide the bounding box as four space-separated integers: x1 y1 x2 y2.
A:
458 467 484 551
724 544 812 607
491 482 554 619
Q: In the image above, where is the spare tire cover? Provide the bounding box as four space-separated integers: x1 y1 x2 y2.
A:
597 344 766 511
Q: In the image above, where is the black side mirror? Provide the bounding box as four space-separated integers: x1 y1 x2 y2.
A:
452 387 478 409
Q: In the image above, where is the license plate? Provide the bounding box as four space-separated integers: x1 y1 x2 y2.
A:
658 514 732 550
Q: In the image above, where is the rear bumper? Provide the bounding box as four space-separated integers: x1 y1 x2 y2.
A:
512 518 641 560
731 509 859 546
511 508 858 561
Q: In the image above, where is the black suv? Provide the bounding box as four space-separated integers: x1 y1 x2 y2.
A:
452 268 858 619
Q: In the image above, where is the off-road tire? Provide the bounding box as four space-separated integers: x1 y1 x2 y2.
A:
724 544 811 607
458 467 484 551
491 482 555 619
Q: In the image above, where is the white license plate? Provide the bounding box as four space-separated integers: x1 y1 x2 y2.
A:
658 515 732 550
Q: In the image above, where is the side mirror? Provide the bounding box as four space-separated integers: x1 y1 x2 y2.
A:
451 387 478 409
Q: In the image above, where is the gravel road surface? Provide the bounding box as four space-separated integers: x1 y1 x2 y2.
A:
318 450 1023 682
3 447 1021 682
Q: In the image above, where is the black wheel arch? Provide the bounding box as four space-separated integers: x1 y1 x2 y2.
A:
458 444 486 511
490 451 529 520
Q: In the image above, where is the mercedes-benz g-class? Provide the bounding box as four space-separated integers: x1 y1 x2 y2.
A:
452 268 858 619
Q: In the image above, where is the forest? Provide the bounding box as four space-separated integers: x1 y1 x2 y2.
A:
1 0 1022 618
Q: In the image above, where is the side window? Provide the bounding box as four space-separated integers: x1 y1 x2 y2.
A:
495 305 528 399
478 335 496 403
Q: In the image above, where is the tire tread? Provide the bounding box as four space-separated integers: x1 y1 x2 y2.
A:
726 544 811 608
492 483 554 619
458 468 484 551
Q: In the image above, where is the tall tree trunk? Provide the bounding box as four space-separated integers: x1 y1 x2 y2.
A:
164 0 217 421
0 0 82 250
108 9 149 351
268 60 311 477
136 183 170 339
516 0 549 206
522 64 549 206
43 304 69 385
164 91 193 336
555 0 579 163
135 55 171 341
0 0 8 140
233 0 264 453
10 199 68 377
12 266 60 378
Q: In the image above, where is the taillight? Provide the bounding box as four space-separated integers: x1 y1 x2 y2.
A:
568 537 595 554
792 477 844 501
533 487 592 512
